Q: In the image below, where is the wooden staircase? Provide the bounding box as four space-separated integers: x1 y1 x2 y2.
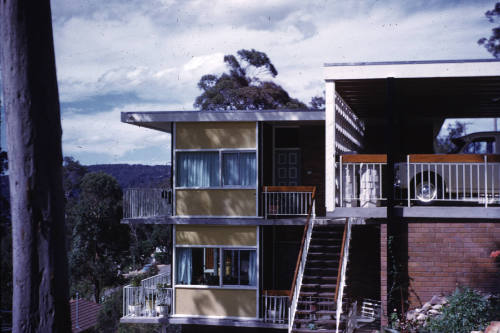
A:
290 223 347 333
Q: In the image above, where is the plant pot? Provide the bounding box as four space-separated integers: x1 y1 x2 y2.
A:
156 305 170 317
128 304 142 317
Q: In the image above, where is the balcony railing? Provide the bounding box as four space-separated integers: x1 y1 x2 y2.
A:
339 155 387 208
263 186 316 218
337 154 500 208
123 188 172 219
122 273 172 318
405 154 500 207
262 290 289 324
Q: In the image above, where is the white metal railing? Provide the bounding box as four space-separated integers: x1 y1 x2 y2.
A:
405 155 500 206
123 188 172 218
339 156 386 208
336 218 352 333
141 272 170 290
263 186 315 218
263 293 289 324
123 273 173 318
337 154 500 207
288 219 315 333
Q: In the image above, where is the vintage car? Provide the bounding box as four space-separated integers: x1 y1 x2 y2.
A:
395 131 500 204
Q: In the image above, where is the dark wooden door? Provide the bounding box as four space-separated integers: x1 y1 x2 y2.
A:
275 149 301 186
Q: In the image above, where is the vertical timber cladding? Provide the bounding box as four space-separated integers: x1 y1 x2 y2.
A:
175 122 257 216
175 225 258 318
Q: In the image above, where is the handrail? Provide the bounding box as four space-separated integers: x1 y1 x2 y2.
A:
263 185 316 192
334 218 348 301
335 218 352 333
288 187 316 332
289 187 316 302
341 154 387 163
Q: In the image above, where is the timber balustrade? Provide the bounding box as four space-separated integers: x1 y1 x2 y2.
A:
263 186 316 218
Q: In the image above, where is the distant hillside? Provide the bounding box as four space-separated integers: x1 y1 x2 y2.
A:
0 164 171 199
87 164 171 189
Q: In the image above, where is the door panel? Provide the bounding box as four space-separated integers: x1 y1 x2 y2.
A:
275 149 301 186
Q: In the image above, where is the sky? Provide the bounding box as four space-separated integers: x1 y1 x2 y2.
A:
1 0 499 165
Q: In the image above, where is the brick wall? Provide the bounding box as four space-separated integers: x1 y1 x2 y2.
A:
380 224 388 326
407 222 500 307
381 221 500 323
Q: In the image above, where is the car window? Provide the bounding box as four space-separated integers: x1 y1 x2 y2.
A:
463 139 495 154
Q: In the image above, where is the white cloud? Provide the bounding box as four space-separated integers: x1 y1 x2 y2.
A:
62 106 170 158
47 0 498 164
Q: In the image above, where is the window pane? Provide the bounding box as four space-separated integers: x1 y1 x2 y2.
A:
222 249 257 286
176 247 220 285
222 152 256 186
223 153 240 185
240 153 256 186
177 152 220 187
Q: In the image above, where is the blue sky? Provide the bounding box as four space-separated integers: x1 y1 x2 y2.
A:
1 0 499 165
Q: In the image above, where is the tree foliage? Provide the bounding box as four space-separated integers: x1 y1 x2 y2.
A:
434 121 468 153
478 2 500 58
194 49 307 110
69 172 130 302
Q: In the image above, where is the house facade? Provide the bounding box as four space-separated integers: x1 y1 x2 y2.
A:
120 59 500 332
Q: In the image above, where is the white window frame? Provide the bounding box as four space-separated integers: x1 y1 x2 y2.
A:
175 148 257 190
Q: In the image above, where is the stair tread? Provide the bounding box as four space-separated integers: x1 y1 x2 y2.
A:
294 319 337 324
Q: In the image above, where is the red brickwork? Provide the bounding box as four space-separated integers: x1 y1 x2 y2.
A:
407 222 500 308
380 224 388 326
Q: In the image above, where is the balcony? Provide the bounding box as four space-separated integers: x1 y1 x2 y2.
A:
123 188 172 222
122 272 172 323
122 281 289 328
262 186 316 219
330 154 500 219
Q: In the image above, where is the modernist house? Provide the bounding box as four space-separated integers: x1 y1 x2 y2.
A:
119 59 500 333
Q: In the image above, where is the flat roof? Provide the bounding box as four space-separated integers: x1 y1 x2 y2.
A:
324 58 500 81
121 110 325 132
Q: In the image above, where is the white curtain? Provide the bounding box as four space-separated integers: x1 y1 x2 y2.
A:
176 248 192 285
177 152 219 187
248 250 257 286
222 152 256 186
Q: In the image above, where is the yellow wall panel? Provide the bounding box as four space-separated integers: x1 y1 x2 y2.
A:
176 225 257 246
175 189 256 216
175 122 256 149
175 288 256 318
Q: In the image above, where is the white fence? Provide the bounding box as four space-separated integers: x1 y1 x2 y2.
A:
123 188 172 218
337 154 500 207
263 293 289 324
263 186 316 218
405 155 500 206
123 273 172 318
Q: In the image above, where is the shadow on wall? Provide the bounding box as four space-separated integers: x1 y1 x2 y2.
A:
176 190 256 216
176 288 256 318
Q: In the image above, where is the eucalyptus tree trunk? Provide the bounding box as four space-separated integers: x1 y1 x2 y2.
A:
0 0 71 331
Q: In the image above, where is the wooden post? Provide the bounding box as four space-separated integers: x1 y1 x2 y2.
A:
0 0 72 331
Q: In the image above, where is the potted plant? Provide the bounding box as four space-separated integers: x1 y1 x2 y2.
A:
128 302 142 317
128 275 143 316
155 283 171 317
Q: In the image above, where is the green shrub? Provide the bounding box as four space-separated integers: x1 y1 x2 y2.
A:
427 288 495 333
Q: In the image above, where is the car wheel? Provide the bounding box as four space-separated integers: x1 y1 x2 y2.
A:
415 181 437 203
412 175 443 205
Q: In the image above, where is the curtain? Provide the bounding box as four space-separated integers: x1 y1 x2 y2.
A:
239 153 256 186
248 250 257 286
223 153 239 185
176 248 192 285
222 152 256 186
177 152 219 187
